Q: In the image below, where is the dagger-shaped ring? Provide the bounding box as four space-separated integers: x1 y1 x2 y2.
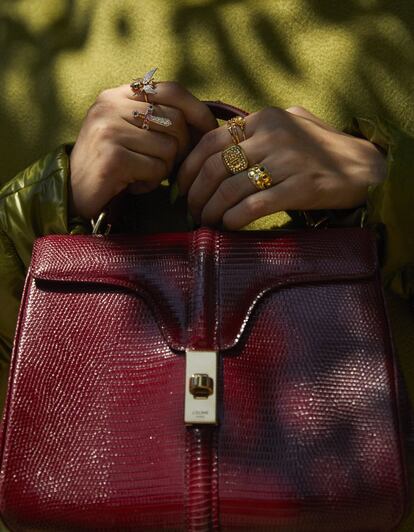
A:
132 105 172 130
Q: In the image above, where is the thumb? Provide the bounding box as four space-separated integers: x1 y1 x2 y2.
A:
286 106 338 132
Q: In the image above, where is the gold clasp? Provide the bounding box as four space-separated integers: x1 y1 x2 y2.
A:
185 351 217 425
189 373 214 399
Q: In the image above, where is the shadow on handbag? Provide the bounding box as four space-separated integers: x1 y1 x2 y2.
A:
0 222 411 531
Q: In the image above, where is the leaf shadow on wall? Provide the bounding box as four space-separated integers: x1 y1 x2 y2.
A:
0 1 94 185
171 0 414 128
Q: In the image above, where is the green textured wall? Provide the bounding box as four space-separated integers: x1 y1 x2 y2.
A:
1 0 414 184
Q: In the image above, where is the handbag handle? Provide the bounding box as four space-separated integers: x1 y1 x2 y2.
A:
203 100 249 120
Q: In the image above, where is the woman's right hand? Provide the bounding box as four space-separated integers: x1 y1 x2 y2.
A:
69 82 217 220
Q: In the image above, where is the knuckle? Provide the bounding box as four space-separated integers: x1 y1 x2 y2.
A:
162 134 178 160
198 129 219 153
87 102 103 120
202 154 222 181
258 129 279 147
147 157 166 179
286 105 307 115
218 178 238 204
169 107 186 129
222 211 238 230
245 194 266 218
101 145 123 176
94 121 117 142
96 88 115 103
275 127 293 144
161 81 184 98
88 99 113 120
261 106 284 120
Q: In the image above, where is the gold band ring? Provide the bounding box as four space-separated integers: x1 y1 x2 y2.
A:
131 67 159 103
222 144 249 174
227 116 246 144
247 164 273 190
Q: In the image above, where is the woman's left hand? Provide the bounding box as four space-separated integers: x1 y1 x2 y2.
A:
177 106 387 229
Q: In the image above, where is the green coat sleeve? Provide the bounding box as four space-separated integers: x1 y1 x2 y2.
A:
354 117 414 301
0 145 88 411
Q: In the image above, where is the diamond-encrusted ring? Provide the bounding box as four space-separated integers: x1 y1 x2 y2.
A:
132 104 172 130
130 67 159 103
222 145 249 175
247 164 273 191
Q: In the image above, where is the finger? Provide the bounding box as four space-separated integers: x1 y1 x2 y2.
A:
121 99 189 159
178 118 258 195
116 146 168 187
201 160 292 227
222 176 301 230
286 106 337 132
117 121 179 174
121 81 218 134
187 136 264 222
199 171 256 227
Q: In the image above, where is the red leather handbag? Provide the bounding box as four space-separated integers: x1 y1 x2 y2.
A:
0 226 410 531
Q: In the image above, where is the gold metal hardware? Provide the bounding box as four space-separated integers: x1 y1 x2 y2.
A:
185 351 217 425
91 211 111 235
189 374 214 399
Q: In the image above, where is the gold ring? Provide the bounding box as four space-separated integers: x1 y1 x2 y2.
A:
222 145 249 174
227 116 246 144
247 164 273 190
130 67 159 103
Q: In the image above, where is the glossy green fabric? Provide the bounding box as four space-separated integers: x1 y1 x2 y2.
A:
0 146 89 413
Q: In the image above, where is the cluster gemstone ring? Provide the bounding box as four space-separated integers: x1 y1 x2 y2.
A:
247 164 273 190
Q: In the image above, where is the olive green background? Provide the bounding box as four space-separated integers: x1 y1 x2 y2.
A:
1 1 414 530
1 0 414 184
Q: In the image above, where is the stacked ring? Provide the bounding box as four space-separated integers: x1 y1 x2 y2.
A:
227 116 246 144
247 164 273 190
222 144 249 174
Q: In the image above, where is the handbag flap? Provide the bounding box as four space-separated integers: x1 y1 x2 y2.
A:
30 228 378 351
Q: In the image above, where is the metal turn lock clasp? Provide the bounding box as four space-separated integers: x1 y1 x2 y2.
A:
185 351 217 425
189 373 214 399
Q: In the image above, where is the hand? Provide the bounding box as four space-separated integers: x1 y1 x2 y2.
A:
69 82 217 219
177 106 387 229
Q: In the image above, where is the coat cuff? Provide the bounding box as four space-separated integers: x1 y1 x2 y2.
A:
0 145 89 268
